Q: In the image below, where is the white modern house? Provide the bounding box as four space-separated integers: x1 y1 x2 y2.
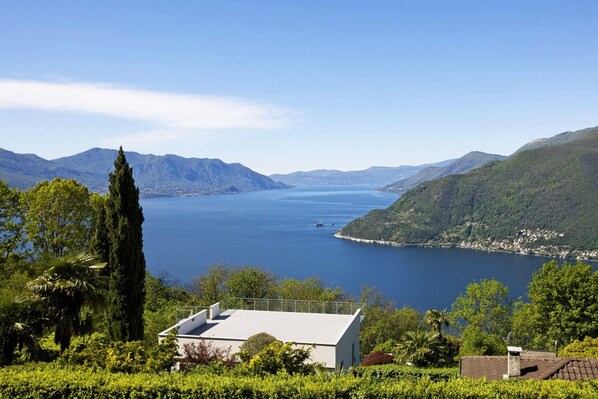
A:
159 301 362 369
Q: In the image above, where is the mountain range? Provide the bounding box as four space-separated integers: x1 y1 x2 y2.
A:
380 151 506 194
0 148 289 197
338 126 598 259
269 160 455 187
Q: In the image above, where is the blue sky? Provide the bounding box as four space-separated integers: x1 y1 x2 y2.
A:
1 1 597 174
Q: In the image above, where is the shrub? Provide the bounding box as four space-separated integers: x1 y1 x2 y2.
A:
352 364 458 381
181 340 237 370
560 336 598 358
361 351 394 366
238 332 277 361
59 330 178 373
248 341 313 376
146 329 179 372
59 332 110 368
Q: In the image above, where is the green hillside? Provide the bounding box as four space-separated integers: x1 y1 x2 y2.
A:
340 131 598 259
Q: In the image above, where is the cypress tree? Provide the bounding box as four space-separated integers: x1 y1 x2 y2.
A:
106 147 146 341
89 196 110 266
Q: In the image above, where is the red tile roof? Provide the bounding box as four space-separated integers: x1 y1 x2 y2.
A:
460 356 598 381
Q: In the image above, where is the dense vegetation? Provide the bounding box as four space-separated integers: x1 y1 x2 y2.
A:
449 260 598 354
341 131 598 256
1 364 597 399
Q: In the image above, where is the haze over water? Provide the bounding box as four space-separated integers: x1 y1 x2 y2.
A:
142 186 556 310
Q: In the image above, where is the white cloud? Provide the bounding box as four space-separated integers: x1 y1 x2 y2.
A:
0 79 292 130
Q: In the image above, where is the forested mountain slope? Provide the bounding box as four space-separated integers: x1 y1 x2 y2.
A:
381 151 505 194
339 131 598 259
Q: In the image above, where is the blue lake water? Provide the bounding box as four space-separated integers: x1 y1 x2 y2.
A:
141 186 565 310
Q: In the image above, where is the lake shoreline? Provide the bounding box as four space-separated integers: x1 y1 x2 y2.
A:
334 233 598 261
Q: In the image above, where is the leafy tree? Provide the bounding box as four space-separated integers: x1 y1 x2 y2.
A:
106 148 146 342
450 278 512 338
425 309 450 337
510 301 544 348
450 279 512 356
189 264 230 304
277 277 345 301
225 266 276 299
515 260 598 349
0 180 25 262
22 178 93 257
28 253 106 352
459 325 506 356
359 286 422 355
144 272 191 349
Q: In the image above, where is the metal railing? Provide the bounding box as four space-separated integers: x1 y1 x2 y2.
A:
175 297 364 323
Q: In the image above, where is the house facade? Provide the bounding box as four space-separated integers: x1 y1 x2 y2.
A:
159 302 362 369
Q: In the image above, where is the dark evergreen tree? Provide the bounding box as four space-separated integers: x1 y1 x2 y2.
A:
106 147 146 342
89 194 110 265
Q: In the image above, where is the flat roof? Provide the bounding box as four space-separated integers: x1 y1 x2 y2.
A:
185 309 358 345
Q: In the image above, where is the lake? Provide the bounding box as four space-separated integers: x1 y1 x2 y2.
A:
141 186 560 310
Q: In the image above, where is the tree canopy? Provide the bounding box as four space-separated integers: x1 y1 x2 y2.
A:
22 178 93 257
513 260 598 349
0 180 25 262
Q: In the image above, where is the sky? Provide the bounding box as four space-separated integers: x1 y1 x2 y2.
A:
1 1 597 175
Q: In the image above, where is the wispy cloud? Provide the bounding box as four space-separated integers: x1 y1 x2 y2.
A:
0 79 292 130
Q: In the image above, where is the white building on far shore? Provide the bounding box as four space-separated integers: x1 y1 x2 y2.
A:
159 301 362 369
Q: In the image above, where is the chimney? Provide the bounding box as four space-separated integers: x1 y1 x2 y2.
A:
507 346 522 378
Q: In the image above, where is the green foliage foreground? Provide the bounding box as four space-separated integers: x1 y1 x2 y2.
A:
1 364 598 399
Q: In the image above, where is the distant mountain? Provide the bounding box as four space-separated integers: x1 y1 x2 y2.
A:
339 127 598 259
0 148 289 197
269 160 455 187
514 126 598 154
381 151 506 194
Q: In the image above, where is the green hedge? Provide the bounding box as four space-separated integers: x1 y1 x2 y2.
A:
352 364 458 381
1 364 598 399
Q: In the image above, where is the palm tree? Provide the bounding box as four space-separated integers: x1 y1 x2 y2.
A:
425 309 450 337
0 294 42 365
394 330 444 367
28 253 106 352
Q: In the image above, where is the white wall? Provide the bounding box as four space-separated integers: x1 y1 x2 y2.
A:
158 309 207 337
307 344 336 368
334 310 361 369
169 337 338 368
